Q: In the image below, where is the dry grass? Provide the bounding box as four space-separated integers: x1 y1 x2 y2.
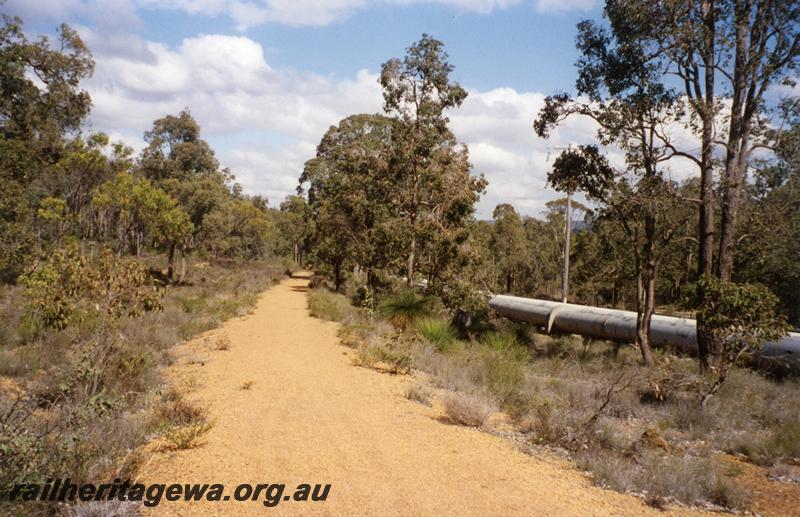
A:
159 422 214 451
149 389 207 432
59 500 142 516
308 288 360 322
0 255 285 513
303 287 800 512
404 384 432 406
768 463 800 484
442 392 494 428
214 333 231 351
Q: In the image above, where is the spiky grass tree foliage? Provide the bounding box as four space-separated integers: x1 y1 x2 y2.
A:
379 289 431 328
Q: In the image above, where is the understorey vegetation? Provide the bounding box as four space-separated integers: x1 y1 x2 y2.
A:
0 257 286 515
309 283 800 511
299 6 800 511
0 13 299 515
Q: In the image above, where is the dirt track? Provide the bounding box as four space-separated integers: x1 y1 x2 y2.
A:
143 274 706 516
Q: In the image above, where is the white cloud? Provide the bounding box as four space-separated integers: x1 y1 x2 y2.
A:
3 0 141 30
81 30 704 220
135 0 590 30
81 31 387 206
534 0 596 14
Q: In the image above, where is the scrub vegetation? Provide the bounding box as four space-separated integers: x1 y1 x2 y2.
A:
309 284 800 511
2 0 800 514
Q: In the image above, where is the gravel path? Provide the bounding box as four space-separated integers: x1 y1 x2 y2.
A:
143 273 705 516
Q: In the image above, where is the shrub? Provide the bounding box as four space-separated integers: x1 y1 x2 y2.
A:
733 421 800 465
353 340 414 375
308 289 356 322
0 256 284 515
378 289 431 328
481 331 528 361
404 384 432 406
61 500 142 516
689 275 789 404
442 392 494 427
149 389 206 432
160 422 213 451
416 318 456 352
576 450 748 510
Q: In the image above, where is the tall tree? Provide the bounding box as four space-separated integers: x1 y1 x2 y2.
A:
139 110 232 268
534 2 692 365
380 34 485 287
0 16 94 281
300 114 396 290
490 204 530 294
606 0 800 370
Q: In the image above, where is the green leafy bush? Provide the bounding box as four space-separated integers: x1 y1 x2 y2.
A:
416 317 456 351
379 289 431 328
308 288 356 322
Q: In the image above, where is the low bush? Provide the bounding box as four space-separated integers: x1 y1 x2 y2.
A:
0 254 285 515
378 289 431 328
442 392 494 428
416 318 456 352
305 284 798 513
160 422 214 451
308 288 358 322
404 384 432 406
577 449 748 510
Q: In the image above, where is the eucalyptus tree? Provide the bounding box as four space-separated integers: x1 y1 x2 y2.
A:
380 34 486 287
594 0 800 370
0 16 94 280
534 4 692 365
300 113 396 290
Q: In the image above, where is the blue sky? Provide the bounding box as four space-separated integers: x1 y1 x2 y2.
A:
5 0 629 218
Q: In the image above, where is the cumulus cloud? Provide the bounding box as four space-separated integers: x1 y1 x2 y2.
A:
78 28 701 219
3 0 141 31
134 0 590 30
533 0 596 13
82 33 694 218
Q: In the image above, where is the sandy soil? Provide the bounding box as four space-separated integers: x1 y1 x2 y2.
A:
142 273 708 516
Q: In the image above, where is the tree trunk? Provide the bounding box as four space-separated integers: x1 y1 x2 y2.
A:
334 259 343 292
697 0 716 279
718 124 751 281
561 192 572 303
717 0 756 281
634 269 655 367
694 0 720 371
406 237 416 288
634 216 657 367
167 242 177 280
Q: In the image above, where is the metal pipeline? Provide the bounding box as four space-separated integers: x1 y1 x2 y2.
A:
489 295 800 371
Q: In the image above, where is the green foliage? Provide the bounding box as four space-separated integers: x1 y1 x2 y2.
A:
20 245 163 330
481 332 528 360
308 288 358 322
548 145 614 199
416 317 456 351
690 276 789 361
490 204 530 294
202 197 274 259
379 289 431 328
0 17 95 282
303 36 486 294
140 109 219 181
93 172 194 253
